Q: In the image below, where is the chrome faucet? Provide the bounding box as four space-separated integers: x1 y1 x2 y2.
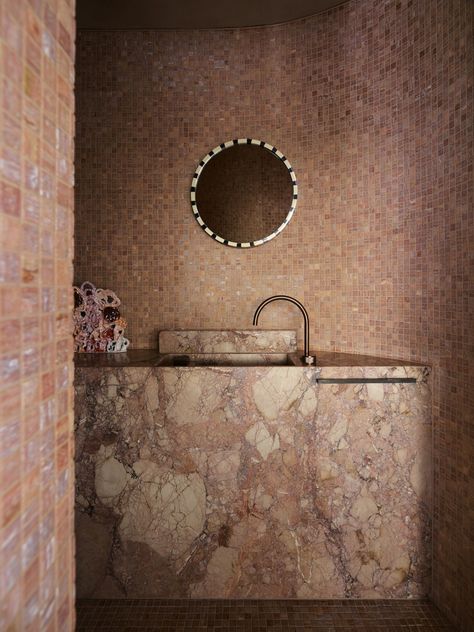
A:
252 295 315 365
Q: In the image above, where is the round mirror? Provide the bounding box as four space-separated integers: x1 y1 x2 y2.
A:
191 139 297 248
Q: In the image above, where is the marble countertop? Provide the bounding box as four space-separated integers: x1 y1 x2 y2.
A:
74 349 428 369
75 349 161 367
313 351 427 367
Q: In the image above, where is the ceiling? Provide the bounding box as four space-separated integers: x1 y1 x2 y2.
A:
77 0 348 30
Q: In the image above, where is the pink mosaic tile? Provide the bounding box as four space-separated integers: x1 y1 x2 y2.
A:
0 0 75 630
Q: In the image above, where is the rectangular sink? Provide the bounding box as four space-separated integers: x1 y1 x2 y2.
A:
157 352 298 367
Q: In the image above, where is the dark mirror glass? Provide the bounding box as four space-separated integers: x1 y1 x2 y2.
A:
193 142 296 247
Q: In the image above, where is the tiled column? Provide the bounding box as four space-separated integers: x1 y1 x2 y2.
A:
0 0 75 630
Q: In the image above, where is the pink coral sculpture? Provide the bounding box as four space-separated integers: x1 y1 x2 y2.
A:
73 282 130 353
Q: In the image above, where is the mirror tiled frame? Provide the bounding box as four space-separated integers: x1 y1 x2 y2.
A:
190 138 298 248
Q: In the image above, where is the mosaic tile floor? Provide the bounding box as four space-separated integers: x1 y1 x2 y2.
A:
76 599 457 631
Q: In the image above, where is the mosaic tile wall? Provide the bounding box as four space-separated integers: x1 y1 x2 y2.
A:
0 0 76 630
74 0 473 629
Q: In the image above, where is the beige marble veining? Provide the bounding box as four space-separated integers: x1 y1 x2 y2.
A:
158 329 297 354
317 365 429 381
75 359 431 599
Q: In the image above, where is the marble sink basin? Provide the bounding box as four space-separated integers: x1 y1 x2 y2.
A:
157 352 299 367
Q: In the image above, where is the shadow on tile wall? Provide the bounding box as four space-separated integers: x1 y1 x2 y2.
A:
74 0 473 629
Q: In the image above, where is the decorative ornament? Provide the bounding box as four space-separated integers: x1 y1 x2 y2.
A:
73 282 130 353
103 306 121 322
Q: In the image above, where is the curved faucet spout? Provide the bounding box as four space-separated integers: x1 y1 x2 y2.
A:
252 295 314 365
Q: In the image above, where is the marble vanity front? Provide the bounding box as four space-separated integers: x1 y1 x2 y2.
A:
74 331 431 600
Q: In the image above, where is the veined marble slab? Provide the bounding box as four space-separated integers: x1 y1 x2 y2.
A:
158 329 297 354
75 363 431 600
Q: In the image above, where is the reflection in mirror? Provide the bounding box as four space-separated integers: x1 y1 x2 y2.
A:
191 140 297 248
